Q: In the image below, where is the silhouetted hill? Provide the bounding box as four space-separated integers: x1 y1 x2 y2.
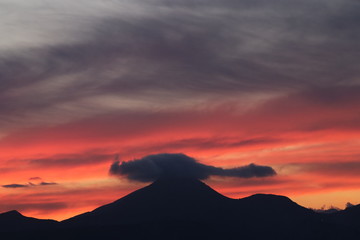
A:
0 178 359 240
232 193 315 228
0 210 57 232
325 204 360 228
238 193 313 216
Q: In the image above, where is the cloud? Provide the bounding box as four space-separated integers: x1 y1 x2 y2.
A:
0 152 116 173
142 137 281 151
109 153 276 182
0 0 359 132
281 161 360 176
1 85 359 158
29 177 42 181
2 184 29 188
2 178 58 189
111 137 282 158
28 152 113 168
39 182 57 186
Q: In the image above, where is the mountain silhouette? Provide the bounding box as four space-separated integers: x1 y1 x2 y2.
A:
0 210 57 232
326 204 360 228
64 176 231 226
64 177 314 227
0 177 359 240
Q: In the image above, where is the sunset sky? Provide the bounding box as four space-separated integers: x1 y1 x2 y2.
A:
0 0 359 221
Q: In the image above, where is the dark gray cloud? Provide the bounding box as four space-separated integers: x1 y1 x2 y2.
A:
2 184 29 188
0 0 359 130
39 182 58 186
110 153 276 182
2 182 58 189
2 179 58 189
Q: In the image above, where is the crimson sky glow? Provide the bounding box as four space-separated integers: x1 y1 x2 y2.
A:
0 0 359 220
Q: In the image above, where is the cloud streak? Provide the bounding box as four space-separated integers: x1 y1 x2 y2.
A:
2 178 58 189
110 153 276 182
2 184 29 188
282 161 360 176
28 153 113 168
0 0 359 131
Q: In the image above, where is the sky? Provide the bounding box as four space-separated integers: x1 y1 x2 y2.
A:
0 0 359 221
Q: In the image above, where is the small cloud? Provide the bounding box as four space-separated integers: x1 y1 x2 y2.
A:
29 177 42 181
2 178 58 189
28 177 42 185
2 184 29 188
110 153 276 182
40 182 57 186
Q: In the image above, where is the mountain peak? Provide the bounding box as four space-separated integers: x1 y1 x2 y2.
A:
149 175 219 191
152 175 203 183
64 177 230 226
138 176 230 202
0 210 23 218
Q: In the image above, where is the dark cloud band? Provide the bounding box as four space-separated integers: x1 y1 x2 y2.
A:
2 184 29 189
2 180 58 189
109 153 276 182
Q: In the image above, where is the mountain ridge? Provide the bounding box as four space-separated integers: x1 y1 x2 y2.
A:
0 209 58 233
0 177 359 239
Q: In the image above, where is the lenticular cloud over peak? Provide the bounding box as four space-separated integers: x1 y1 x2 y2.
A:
109 153 276 182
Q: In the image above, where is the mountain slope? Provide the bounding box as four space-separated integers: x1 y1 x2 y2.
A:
63 177 316 228
325 204 360 228
63 177 232 226
0 210 58 232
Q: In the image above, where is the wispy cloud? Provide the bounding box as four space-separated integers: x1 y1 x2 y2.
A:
281 161 360 176
28 153 114 168
2 184 29 188
2 177 58 189
1 0 359 132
